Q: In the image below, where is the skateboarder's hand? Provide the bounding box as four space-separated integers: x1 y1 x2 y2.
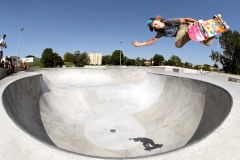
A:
132 41 141 47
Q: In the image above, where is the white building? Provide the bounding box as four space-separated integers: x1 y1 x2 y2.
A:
20 57 40 63
88 52 102 65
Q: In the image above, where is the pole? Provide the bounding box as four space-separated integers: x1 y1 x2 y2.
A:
217 35 220 75
120 41 122 66
17 25 24 72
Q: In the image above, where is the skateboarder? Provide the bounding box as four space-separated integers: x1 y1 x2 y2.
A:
132 15 215 48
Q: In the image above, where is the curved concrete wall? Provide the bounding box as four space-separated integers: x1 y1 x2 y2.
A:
2 75 55 146
187 80 232 144
2 68 232 158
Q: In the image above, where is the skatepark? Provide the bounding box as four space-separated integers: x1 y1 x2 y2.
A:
0 66 240 160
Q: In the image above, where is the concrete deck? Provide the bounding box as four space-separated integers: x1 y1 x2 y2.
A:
0 67 240 160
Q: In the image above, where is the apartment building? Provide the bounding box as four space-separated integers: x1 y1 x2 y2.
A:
88 52 102 65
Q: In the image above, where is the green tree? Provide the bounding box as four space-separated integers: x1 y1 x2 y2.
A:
184 62 192 68
168 55 182 66
212 30 240 74
54 53 64 67
194 65 201 70
124 58 135 66
202 64 211 71
41 48 63 67
214 64 218 68
210 50 220 63
73 51 90 67
135 57 142 66
64 52 75 62
102 55 112 65
153 54 164 66
111 50 124 65
141 58 147 66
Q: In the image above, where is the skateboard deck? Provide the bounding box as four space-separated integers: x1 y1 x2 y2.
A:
188 14 229 42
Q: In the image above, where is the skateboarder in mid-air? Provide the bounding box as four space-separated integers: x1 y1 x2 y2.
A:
132 15 215 48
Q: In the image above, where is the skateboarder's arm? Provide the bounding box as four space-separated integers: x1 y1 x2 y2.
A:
0 43 5 47
132 37 160 47
0 43 6 47
180 18 197 23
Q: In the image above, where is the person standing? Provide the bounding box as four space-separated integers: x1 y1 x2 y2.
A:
0 34 7 61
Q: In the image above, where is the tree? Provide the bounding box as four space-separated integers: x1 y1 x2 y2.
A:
102 55 112 65
193 65 201 70
214 64 218 68
73 50 90 67
152 54 164 66
135 57 142 66
210 50 221 65
141 58 147 66
202 64 211 71
212 30 240 74
111 50 124 65
168 55 182 66
41 48 63 67
64 52 75 62
124 58 135 66
184 62 192 68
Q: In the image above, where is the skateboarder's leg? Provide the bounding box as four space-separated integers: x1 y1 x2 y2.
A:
175 24 191 48
203 36 215 46
0 51 2 61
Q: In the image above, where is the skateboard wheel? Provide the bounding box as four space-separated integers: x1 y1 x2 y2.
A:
226 25 230 29
218 14 221 17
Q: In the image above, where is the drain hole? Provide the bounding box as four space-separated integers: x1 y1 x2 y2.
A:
110 129 116 133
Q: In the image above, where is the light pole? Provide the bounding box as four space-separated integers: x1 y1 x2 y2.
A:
120 41 123 66
217 35 220 74
17 25 24 71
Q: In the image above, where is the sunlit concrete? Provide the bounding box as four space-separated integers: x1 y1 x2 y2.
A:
0 67 239 160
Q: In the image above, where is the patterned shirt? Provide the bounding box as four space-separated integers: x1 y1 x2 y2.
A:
155 18 181 38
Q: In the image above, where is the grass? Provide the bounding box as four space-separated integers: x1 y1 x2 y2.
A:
64 62 74 67
27 62 44 68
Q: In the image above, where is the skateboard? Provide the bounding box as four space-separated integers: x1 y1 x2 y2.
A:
188 14 229 42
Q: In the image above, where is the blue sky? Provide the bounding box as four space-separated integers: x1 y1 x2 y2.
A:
1 0 239 65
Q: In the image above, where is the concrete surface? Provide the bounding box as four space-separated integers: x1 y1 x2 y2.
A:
0 67 239 160
0 68 8 80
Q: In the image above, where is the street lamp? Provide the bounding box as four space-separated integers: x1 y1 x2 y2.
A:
217 35 220 74
17 25 24 71
120 41 123 66
120 41 122 66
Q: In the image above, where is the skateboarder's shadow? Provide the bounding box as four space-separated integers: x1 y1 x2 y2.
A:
129 137 163 151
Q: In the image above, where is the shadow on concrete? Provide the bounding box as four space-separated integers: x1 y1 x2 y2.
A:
129 137 163 151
